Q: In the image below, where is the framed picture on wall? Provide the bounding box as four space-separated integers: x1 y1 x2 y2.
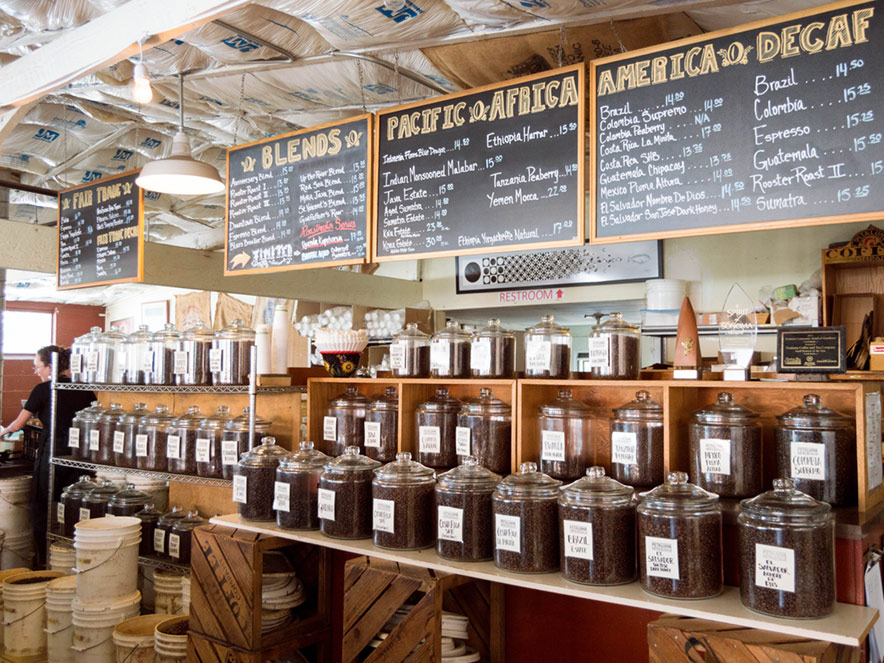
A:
142 300 169 332
110 317 134 333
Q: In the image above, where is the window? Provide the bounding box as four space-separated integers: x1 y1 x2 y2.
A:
2 310 53 355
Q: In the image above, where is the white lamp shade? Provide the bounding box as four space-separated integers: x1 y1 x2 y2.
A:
135 131 225 195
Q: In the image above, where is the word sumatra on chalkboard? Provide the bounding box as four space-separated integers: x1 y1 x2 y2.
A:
57 169 143 290
374 65 585 261
225 115 372 274
591 0 884 243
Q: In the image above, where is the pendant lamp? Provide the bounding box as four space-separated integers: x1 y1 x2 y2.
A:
136 74 225 195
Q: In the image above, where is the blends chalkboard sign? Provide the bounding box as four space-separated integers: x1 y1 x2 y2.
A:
57 170 143 290
590 0 884 243
374 65 585 261
225 115 372 274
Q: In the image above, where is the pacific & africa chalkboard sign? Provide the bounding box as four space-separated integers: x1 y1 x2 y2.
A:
590 0 884 243
57 170 143 290
374 65 585 261
225 115 372 274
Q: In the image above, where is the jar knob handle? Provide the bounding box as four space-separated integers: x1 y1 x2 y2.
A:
718 392 734 403
300 441 315 451
519 462 537 474
261 436 276 446
587 466 605 479
461 455 479 467
667 471 688 485
772 477 794 491
396 452 412 462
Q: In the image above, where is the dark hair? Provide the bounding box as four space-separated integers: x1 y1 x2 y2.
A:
37 346 70 372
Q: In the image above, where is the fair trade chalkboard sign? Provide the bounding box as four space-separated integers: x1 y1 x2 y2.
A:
374 65 585 261
590 0 884 243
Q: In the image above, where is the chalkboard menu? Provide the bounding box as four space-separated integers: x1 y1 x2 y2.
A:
57 170 143 290
225 115 372 274
590 0 884 243
374 65 584 261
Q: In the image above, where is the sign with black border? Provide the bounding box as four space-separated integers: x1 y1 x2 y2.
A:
777 326 846 373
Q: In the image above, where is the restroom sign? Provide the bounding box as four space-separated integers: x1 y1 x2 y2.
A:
498 289 564 303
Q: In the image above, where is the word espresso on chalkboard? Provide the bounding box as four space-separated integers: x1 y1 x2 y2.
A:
374 65 585 261
590 0 884 243
57 170 143 290
225 115 372 274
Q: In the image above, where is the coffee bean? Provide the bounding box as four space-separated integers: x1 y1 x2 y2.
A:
492 497 559 573
689 424 762 498
319 474 374 539
539 416 592 481
590 333 639 380
458 414 511 475
774 427 857 505
525 342 570 379
559 502 636 585
435 489 494 562
238 466 276 521
372 482 435 550
432 341 471 378
395 345 430 378
609 420 663 489
167 428 198 476
471 336 515 379
276 471 321 531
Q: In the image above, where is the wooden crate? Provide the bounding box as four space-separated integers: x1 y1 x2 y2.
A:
648 616 859 663
188 628 323 663
342 556 502 663
190 524 332 653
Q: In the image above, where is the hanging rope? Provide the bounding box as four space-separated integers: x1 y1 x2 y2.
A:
233 72 246 146
558 26 566 67
609 18 627 53
356 60 368 114
394 51 402 106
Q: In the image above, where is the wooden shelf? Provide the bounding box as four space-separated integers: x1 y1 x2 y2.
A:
211 514 878 648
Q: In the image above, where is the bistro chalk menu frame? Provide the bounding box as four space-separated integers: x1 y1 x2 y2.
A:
589 0 884 244
374 65 585 261
57 169 144 290
225 114 372 275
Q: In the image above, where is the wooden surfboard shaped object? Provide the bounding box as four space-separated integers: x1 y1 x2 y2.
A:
674 296 700 369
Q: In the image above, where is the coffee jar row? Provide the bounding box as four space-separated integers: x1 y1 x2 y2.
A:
233 439 834 620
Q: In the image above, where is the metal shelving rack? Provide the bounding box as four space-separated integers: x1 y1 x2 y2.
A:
54 382 298 394
47 532 191 574
50 456 232 487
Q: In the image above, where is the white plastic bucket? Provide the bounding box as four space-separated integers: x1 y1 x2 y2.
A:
1 530 34 570
46 575 78 663
127 476 169 513
50 542 77 575
2 570 65 658
95 470 128 489
0 567 28 651
153 616 188 663
0 476 32 534
178 577 190 616
645 278 686 311
153 570 183 615
75 517 141 604
72 592 141 663
113 614 169 663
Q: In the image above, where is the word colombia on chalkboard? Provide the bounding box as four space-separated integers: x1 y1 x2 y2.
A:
591 0 884 243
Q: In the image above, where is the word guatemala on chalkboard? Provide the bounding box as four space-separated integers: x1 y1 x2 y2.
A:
374 65 585 261
590 0 884 243
57 170 143 290
225 115 372 274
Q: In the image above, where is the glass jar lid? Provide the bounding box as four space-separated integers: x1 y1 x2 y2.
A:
692 392 760 425
172 509 205 532
151 323 181 343
158 505 186 525
171 405 203 429
369 387 398 412
125 325 153 344
373 452 436 485
329 386 370 410
142 404 175 426
121 403 150 424
495 462 562 499
98 403 126 422
108 483 150 506
472 318 514 341
539 389 590 418
639 471 719 513
776 394 853 429
323 445 381 475
559 466 634 507
437 455 501 493
216 318 256 341
225 408 271 433
77 326 103 344
239 436 289 468
431 320 471 343
416 387 461 413
278 441 329 472
200 406 233 430
460 388 511 416
392 322 429 346
181 320 215 342
63 475 96 498
591 312 639 335
135 503 162 522
76 401 106 422
83 480 120 503
613 390 663 421
739 478 831 526
525 315 571 338
99 326 127 343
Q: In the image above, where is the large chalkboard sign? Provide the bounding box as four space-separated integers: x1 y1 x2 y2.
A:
225 115 372 274
57 170 143 290
374 65 585 261
590 0 884 243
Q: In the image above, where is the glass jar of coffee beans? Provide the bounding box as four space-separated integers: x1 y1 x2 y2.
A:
637 472 722 599
390 323 430 377
275 441 329 531
436 456 501 562
371 452 436 550
221 408 272 480
364 387 399 463
430 321 471 378
324 386 370 456
610 391 664 488
587 312 640 379
537 389 592 481
523 316 571 379
319 446 381 539
470 319 515 379
234 437 290 522
457 389 511 475
416 388 461 471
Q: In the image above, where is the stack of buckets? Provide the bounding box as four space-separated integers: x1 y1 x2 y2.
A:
0 476 34 569
2 570 65 659
46 575 78 663
72 516 142 663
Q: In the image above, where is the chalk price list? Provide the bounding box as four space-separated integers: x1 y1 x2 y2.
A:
58 209 88 287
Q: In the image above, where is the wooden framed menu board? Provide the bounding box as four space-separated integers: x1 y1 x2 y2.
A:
225 114 372 274
590 0 884 243
374 65 585 261
57 170 143 290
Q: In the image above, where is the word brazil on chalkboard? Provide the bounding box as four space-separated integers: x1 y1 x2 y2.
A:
57 170 143 290
591 0 884 243
375 65 585 261
225 115 372 274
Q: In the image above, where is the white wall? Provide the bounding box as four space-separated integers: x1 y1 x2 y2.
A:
104 285 256 331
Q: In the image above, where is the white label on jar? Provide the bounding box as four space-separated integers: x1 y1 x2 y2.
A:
57 502 64 522
866 392 882 490
221 440 238 465
232 475 247 503
169 534 180 559
563 520 593 561
541 430 566 462
196 438 211 463
318 488 335 521
68 427 80 449
89 429 100 451
209 348 223 373
755 543 795 593
495 514 521 553
135 434 148 457
79 507 90 522
611 431 637 466
323 416 337 442
141 351 155 373
790 441 826 480
438 506 463 542
166 435 181 460
70 353 83 374
153 529 165 553
86 351 99 373
113 431 125 454
700 439 732 475
373 498 395 533
173 351 187 375
273 481 290 512
470 338 491 373
525 340 551 371
419 426 441 454
587 337 610 368
364 422 381 448
645 536 679 580
118 352 128 374
455 427 471 456
430 340 450 371
389 343 405 370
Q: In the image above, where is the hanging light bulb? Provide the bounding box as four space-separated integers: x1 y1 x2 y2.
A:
131 62 153 104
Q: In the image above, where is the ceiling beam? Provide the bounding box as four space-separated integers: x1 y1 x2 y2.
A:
0 103 35 144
